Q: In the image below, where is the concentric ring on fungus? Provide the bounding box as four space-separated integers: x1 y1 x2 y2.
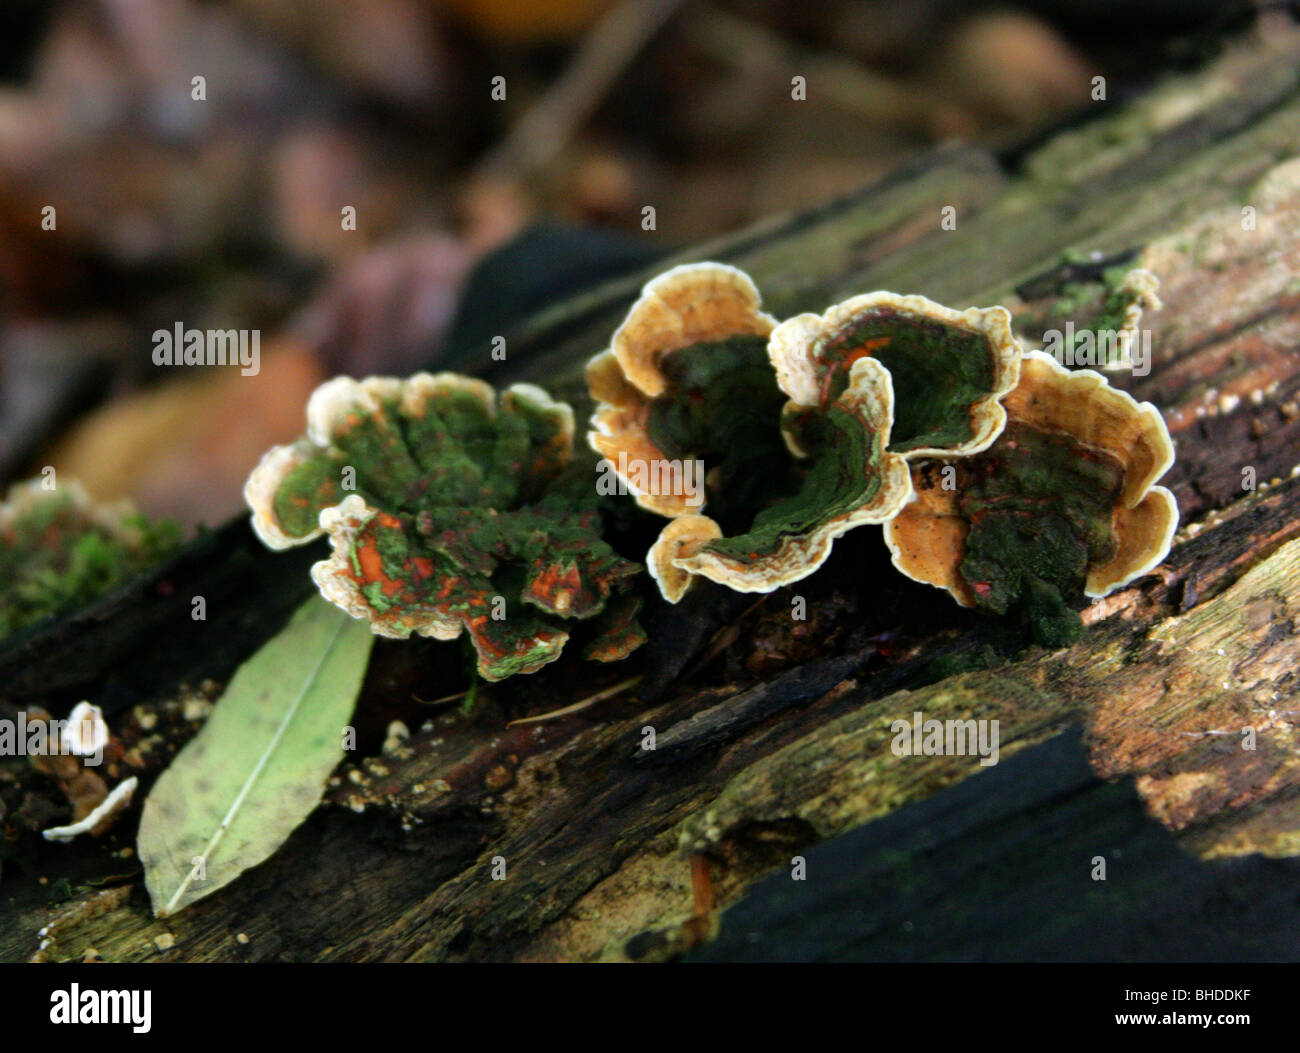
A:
768 291 1021 460
884 350 1178 612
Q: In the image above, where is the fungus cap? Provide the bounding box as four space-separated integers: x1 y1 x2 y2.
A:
769 292 1021 460
884 350 1178 607
647 514 723 602
42 776 139 843
61 701 109 758
655 357 913 598
245 371 575 551
310 494 464 641
587 262 778 518
244 439 328 550
0 478 137 537
246 371 637 681
610 261 777 398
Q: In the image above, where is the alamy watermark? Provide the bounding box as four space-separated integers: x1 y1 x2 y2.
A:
596 452 706 506
50 984 150 1032
0 704 105 766
152 323 260 376
891 711 1000 766
1040 324 1150 376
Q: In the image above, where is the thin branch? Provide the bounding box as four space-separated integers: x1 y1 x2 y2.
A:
474 0 689 182
506 675 642 726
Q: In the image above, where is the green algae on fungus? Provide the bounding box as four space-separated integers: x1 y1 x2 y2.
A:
587 262 782 518
648 356 912 598
769 291 1020 459
0 479 181 639
884 351 1178 645
246 373 644 681
643 334 792 524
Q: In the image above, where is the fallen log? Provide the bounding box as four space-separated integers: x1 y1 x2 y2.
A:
4 19 1300 962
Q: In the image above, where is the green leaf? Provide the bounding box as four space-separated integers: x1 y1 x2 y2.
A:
137 596 374 917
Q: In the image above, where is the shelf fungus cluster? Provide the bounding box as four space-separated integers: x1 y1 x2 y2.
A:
245 373 644 681
589 262 1178 641
591 264 1021 599
246 263 1179 678
588 261 875 599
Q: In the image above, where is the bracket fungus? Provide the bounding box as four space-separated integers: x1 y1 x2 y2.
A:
646 514 723 603
246 373 644 681
769 292 1021 460
593 274 1030 601
590 262 1178 643
884 351 1178 644
647 355 912 597
587 261 786 519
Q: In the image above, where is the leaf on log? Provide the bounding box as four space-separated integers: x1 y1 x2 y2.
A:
136 596 374 917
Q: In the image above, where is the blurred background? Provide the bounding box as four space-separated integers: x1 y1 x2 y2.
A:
0 0 1239 530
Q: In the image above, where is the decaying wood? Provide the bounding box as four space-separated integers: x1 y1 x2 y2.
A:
4 21 1300 962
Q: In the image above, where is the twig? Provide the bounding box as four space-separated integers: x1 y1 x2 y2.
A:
506 675 642 726
474 0 689 182
683 5 966 135
412 689 469 707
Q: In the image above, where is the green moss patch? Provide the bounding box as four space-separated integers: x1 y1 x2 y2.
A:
0 487 181 639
